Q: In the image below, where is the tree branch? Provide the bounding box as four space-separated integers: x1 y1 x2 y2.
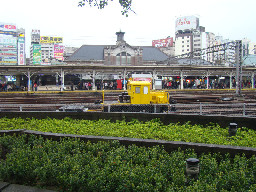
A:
78 0 134 17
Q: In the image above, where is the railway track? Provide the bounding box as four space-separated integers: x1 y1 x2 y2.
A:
0 89 255 115
0 89 255 104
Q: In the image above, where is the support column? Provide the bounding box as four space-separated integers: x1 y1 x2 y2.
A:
230 72 233 89
252 72 255 89
180 71 184 90
28 70 31 91
23 69 33 91
60 68 65 91
152 70 157 90
16 75 21 87
206 72 209 89
56 74 59 86
92 70 96 90
235 40 242 95
123 68 126 90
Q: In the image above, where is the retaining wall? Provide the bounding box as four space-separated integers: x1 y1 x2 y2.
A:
0 129 255 157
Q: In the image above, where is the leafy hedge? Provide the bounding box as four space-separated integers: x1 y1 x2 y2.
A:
0 135 255 192
0 117 255 147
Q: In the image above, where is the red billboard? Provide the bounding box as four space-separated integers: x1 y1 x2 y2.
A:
152 37 173 48
175 16 199 32
54 45 64 61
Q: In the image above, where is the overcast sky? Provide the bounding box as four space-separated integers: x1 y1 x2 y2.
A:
1 0 255 55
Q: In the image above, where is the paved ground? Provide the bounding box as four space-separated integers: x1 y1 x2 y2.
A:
0 181 56 192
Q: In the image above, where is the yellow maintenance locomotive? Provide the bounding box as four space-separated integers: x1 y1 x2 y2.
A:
104 81 176 113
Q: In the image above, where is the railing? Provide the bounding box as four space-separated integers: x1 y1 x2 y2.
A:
170 103 256 117
0 103 255 117
104 103 256 117
0 104 103 112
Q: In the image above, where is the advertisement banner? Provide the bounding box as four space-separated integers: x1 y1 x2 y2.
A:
0 56 17 64
152 37 173 47
0 35 17 46
54 45 64 61
40 36 63 44
18 37 25 65
0 23 16 31
0 49 17 53
0 30 17 37
0 33 17 65
32 44 41 64
0 52 16 56
175 16 199 32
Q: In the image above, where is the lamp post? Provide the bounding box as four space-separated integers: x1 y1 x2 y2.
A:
229 123 238 137
186 158 200 180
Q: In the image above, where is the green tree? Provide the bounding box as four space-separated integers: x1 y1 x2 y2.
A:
78 0 134 17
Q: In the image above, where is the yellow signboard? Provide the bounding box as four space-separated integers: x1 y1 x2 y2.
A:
40 36 63 44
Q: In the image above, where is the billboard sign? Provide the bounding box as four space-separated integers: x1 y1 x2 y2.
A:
152 37 173 47
32 44 42 64
132 74 152 83
18 37 25 65
54 44 64 61
0 33 17 65
0 30 17 37
175 16 199 32
0 35 17 46
0 23 16 32
40 36 63 44
0 56 17 64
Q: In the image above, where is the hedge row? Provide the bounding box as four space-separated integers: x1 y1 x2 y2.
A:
0 117 255 147
0 135 255 192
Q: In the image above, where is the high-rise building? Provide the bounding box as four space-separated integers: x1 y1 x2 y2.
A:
248 42 256 55
174 16 238 66
174 16 203 57
0 23 26 65
0 22 18 65
201 32 215 63
30 30 64 65
242 38 256 56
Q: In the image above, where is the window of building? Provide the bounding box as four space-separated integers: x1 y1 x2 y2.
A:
116 52 131 65
182 45 184 48
182 41 184 43
187 45 189 47
182 37 184 39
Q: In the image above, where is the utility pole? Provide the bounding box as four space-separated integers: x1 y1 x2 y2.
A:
235 40 242 96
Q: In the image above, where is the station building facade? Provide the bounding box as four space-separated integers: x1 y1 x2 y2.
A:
66 31 169 66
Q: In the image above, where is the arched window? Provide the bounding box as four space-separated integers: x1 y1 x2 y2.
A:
116 52 131 65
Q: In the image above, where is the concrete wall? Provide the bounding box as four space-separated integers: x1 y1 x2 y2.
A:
0 129 255 157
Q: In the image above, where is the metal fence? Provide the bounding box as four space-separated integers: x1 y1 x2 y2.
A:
171 103 256 117
0 104 103 112
103 103 256 117
0 103 255 117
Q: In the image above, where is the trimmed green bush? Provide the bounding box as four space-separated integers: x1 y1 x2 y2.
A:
0 135 255 192
0 117 255 147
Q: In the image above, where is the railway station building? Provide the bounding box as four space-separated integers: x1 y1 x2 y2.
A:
66 31 170 66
